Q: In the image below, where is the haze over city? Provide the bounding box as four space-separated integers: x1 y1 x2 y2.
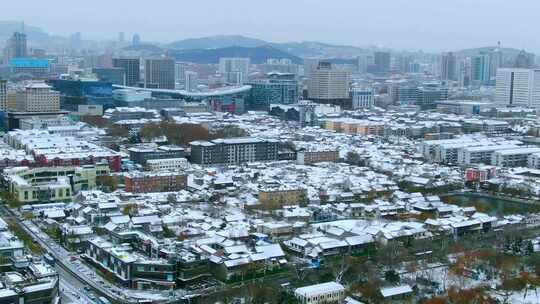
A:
1 0 540 51
2 1 540 304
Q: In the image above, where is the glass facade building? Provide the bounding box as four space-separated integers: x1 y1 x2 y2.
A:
247 73 298 110
48 79 114 111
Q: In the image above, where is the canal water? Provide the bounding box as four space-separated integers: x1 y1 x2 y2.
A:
441 193 540 216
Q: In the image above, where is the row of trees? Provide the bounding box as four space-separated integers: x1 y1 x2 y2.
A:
139 122 248 145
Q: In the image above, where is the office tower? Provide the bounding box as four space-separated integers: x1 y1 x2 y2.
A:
144 58 175 89
118 32 125 43
219 57 250 85
496 68 540 108
514 50 533 69
417 85 449 109
0 80 7 111
92 67 126 86
472 54 491 85
303 58 320 78
247 72 299 109
357 54 374 74
307 61 350 107
185 71 199 92
175 62 188 86
16 83 60 112
132 34 141 46
373 51 391 74
351 88 374 109
69 32 82 49
458 58 472 87
112 58 140 87
3 32 27 64
394 55 413 74
489 48 503 78
441 52 457 81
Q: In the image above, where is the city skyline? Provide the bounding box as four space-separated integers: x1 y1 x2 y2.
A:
2 0 540 52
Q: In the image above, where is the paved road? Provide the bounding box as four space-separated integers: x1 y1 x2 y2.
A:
0 205 134 304
57 264 99 304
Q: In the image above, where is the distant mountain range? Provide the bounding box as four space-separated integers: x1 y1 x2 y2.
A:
170 45 303 64
0 21 536 64
168 35 371 59
456 46 532 58
168 35 267 50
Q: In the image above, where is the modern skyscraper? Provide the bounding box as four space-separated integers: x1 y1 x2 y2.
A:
247 72 299 109
394 55 414 74
144 58 175 89
3 32 27 64
307 61 350 107
303 58 321 78
514 50 533 69
357 54 374 74
118 32 125 43
373 51 391 74
0 80 7 111
112 58 140 87
16 83 60 112
219 58 250 85
132 34 141 46
496 68 540 108
185 71 199 92
175 62 188 87
441 52 457 81
472 54 491 85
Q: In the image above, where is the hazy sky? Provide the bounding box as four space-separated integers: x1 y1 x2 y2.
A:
2 0 539 52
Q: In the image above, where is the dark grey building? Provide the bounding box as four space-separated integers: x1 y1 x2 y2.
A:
373 51 391 74
128 145 186 165
145 58 175 90
113 58 140 87
190 138 279 165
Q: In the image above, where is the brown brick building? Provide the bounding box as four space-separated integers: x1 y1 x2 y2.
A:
124 172 187 193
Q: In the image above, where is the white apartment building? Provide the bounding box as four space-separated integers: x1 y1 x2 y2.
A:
351 88 374 109
495 68 540 108
294 282 345 304
174 62 188 86
458 143 520 165
145 158 188 172
219 57 250 85
184 71 198 92
16 82 60 112
528 152 540 169
492 147 540 167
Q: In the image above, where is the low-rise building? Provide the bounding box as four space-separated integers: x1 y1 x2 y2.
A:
124 172 187 193
128 145 185 165
294 282 345 304
145 158 188 172
190 138 279 165
4 164 110 204
86 237 175 290
297 148 340 165
492 148 540 167
258 186 307 209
